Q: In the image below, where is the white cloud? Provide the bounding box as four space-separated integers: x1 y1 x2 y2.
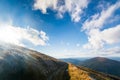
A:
82 1 120 49
102 47 120 55
33 0 89 22
0 23 49 46
101 25 120 44
40 30 49 41
34 0 58 14
88 47 120 57
82 1 120 30
83 24 120 49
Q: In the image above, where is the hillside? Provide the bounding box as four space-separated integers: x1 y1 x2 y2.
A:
80 57 120 77
0 43 119 80
0 43 92 80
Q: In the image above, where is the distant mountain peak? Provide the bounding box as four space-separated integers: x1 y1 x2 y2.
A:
80 57 120 77
92 57 108 62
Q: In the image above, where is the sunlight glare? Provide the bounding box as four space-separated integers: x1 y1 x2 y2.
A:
0 25 22 45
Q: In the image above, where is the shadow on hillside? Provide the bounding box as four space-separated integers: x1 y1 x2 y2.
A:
50 63 70 80
0 54 70 80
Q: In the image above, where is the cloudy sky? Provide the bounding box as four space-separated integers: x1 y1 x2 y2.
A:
0 0 120 58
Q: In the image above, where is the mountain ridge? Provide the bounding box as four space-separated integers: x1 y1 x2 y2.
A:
0 43 119 80
0 43 92 80
80 57 120 77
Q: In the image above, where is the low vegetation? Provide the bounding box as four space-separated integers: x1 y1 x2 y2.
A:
68 63 91 80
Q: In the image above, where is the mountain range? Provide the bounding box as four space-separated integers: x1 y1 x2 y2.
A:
61 57 120 78
0 43 120 80
80 57 120 77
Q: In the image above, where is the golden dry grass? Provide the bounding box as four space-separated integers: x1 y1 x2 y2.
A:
68 63 92 80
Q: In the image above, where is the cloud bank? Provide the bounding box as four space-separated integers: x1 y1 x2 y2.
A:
33 0 89 22
82 1 120 50
0 23 49 47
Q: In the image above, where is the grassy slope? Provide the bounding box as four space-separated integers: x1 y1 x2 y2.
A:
68 63 91 80
80 57 120 77
78 66 120 80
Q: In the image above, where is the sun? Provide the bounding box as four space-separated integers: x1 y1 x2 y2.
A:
0 25 21 45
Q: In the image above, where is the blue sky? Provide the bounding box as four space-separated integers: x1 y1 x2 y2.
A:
0 0 120 58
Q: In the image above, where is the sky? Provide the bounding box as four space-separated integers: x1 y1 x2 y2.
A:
0 0 120 58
